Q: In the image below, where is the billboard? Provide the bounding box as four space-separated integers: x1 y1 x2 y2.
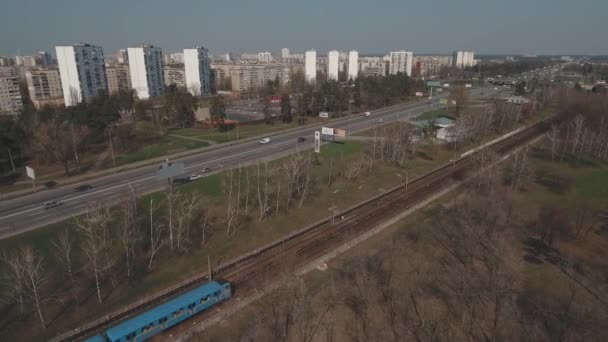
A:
439 98 448 105
26 166 36 180
415 92 424 97
426 81 441 88
334 128 346 137
314 131 321 153
319 112 329 118
321 127 334 135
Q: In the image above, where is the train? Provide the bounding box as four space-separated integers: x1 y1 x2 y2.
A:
84 280 232 342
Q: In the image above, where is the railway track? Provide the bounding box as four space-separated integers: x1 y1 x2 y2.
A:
53 115 557 342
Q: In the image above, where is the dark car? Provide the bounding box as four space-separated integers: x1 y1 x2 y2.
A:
297 137 306 143
172 177 191 185
43 201 64 209
74 184 93 192
200 167 212 173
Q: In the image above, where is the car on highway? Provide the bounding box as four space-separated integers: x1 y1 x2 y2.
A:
200 167 212 173
172 177 191 185
42 201 64 209
189 174 203 181
259 137 270 144
74 184 93 192
297 137 306 143
377 118 384 123
364 111 371 117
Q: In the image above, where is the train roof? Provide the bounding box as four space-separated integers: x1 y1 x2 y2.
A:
105 281 226 340
84 335 106 342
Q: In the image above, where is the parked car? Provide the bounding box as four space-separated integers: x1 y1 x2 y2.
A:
74 184 93 192
43 201 63 209
259 138 270 144
297 137 306 143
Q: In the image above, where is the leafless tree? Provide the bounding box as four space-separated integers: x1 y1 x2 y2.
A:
120 186 140 281
175 193 199 252
148 198 164 271
51 230 77 300
20 246 47 328
1 249 26 313
75 203 112 304
546 124 561 161
164 185 178 251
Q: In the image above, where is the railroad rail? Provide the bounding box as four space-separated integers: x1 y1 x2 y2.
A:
52 114 559 342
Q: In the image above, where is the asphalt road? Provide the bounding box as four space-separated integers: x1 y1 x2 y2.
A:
0 87 496 239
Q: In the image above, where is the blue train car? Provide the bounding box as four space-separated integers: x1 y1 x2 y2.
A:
85 280 231 342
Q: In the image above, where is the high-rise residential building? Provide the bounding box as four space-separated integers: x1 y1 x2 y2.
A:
25 67 64 109
116 49 129 64
389 51 413 76
106 64 132 95
281 48 290 59
171 52 184 64
348 50 359 81
258 52 272 63
184 47 211 96
327 50 339 81
35 51 53 65
14 55 37 67
452 50 475 68
56 44 108 106
128 45 165 99
0 57 13 66
0 68 23 115
164 64 185 88
305 50 316 84
290 53 304 62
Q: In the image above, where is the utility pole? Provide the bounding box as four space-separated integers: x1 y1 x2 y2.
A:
207 255 213 281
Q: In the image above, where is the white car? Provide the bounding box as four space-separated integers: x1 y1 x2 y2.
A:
259 138 270 144
364 111 371 117
189 174 203 181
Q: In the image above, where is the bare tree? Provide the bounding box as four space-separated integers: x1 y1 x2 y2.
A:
51 230 77 300
546 124 561 161
21 246 47 328
148 198 164 271
175 193 199 252
164 185 178 251
1 250 26 313
120 186 140 281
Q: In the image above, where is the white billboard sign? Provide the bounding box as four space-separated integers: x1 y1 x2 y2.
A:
26 166 36 180
319 112 329 118
321 127 334 136
314 131 321 153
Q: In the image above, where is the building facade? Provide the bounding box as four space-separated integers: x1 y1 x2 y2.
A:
128 45 165 99
389 51 413 76
184 47 211 96
327 50 339 81
413 55 452 76
14 55 37 67
305 50 316 83
106 64 132 95
281 48 290 59
212 63 292 93
116 49 129 64
452 50 475 68
348 50 359 81
258 52 272 63
164 64 185 88
35 51 53 65
0 68 23 115
359 57 386 77
25 67 64 109
56 44 108 106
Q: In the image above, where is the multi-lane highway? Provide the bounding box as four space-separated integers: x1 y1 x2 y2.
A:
0 87 494 239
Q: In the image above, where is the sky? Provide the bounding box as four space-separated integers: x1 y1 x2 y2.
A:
1 0 606 57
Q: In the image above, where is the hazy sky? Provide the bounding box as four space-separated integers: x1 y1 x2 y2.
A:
1 0 606 56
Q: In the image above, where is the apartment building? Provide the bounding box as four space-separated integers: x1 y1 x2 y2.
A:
25 67 64 108
305 50 316 83
212 63 292 93
164 64 185 88
348 50 359 81
0 68 22 115
413 55 452 76
389 51 414 76
184 47 211 96
106 64 132 95
258 52 272 63
327 50 339 81
128 45 165 99
359 56 386 77
452 50 475 68
56 43 108 106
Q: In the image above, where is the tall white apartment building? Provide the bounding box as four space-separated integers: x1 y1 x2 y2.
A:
389 51 413 76
305 50 317 84
348 50 359 81
184 47 211 96
452 50 475 68
327 50 339 81
258 52 272 63
56 44 108 106
281 48 290 59
128 45 165 99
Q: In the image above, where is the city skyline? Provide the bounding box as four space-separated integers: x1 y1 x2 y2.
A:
1 0 607 56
